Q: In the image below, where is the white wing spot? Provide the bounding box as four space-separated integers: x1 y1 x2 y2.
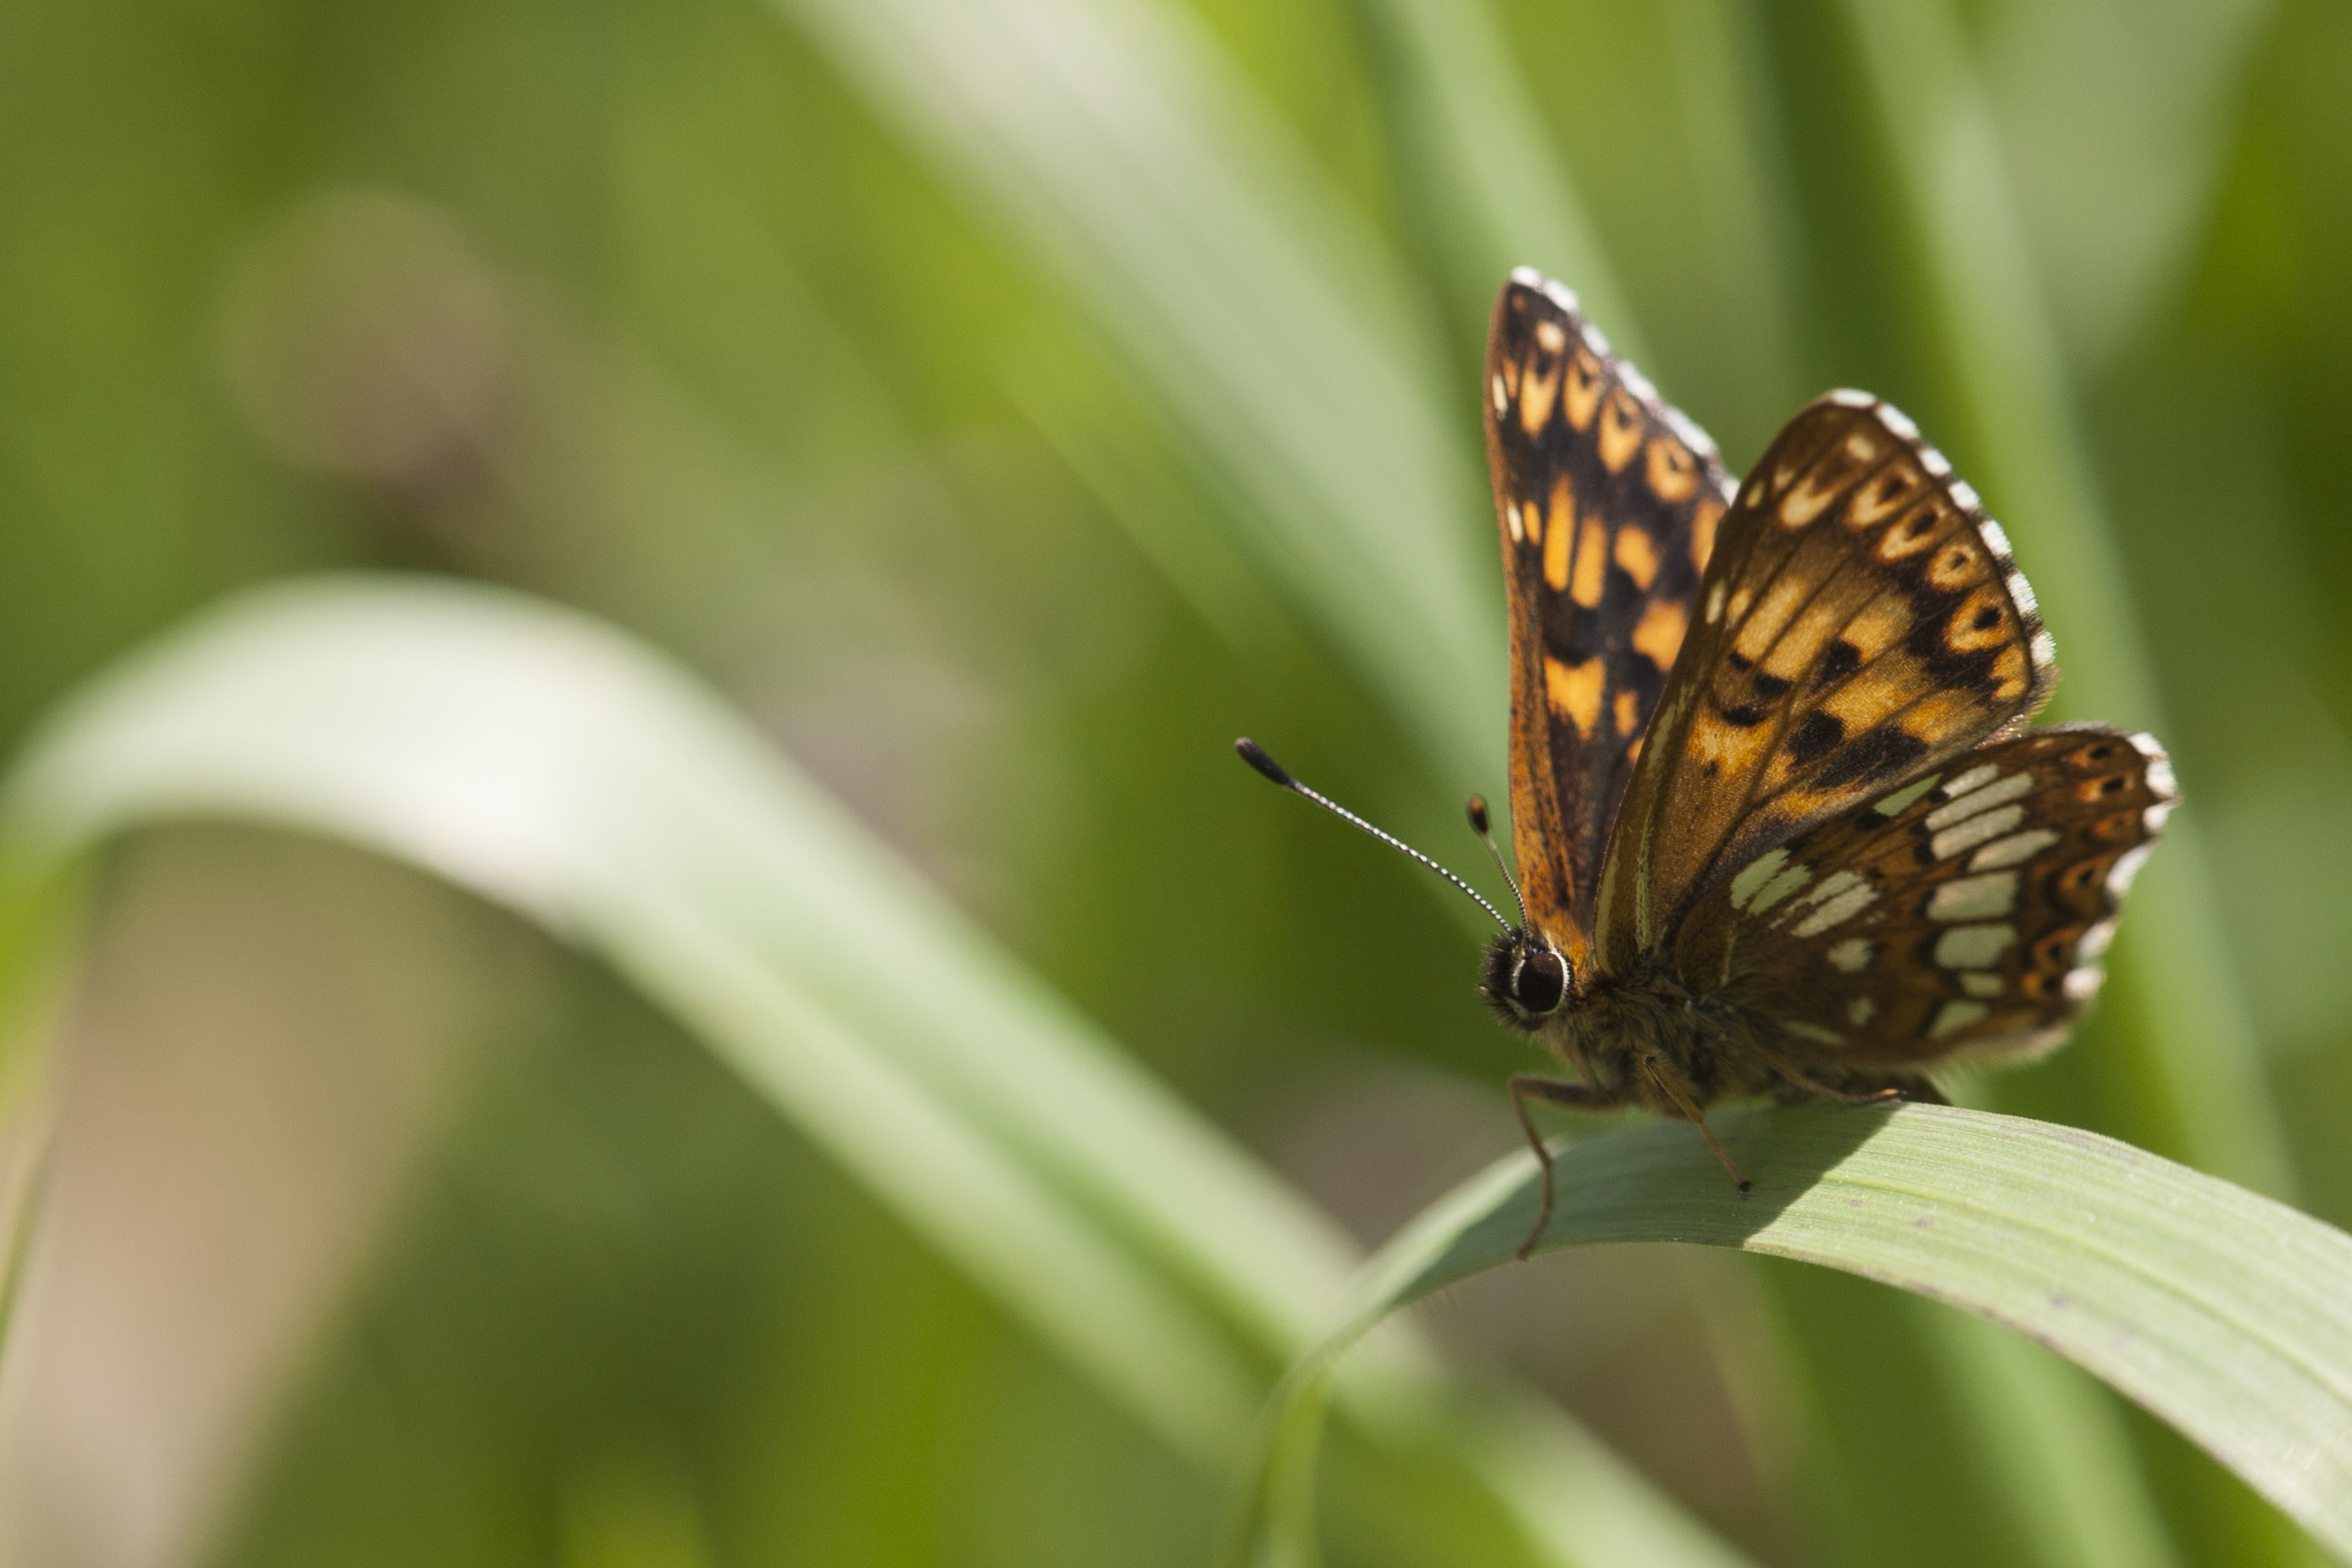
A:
1928 871 2020 922
2077 920 2116 960
1950 479 1983 512
1919 446 1952 477
1876 404 1919 440
1705 581 1727 623
1792 880 1878 936
2063 967 2105 1002
1534 319 1567 354
1969 828 2059 872
1939 763 2000 799
1729 847 1790 910
1924 771 2033 831
1873 774 1943 817
1491 374 1509 413
1931 1000 1989 1039
1750 862 1813 915
1507 503 1524 543
1935 923 2016 969
1828 938 1875 973
1978 518 2013 558
1848 996 1878 1026
2106 843 2155 898
1828 388 1875 407
1961 972 2005 999
1786 1022 1846 1048
1931 803 2024 860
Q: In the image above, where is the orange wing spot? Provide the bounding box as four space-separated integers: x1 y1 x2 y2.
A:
1518 359 1561 435
1842 592 1911 659
1645 438 1700 502
1544 477 1574 588
1820 672 1915 734
1545 655 1606 737
1778 472 1844 529
1534 319 1567 354
1613 525 1659 589
1571 513 1609 607
1599 388 1645 472
1877 498 1952 561
1732 572 1812 664
1924 537 1988 593
1761 596 1849 683
1847 465 1923 528
1520 498 1543 547
1690 496 1722 570
1989 644 2028 701
1614 688 1640 734
1562 349 1603 430
1625 734 1644 764
1943 585 2011 653
1631 600 1688 670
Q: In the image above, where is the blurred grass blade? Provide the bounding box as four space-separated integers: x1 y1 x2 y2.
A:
778 0 1501 779
0 578 1753 1568
1983 0 2277 371
1250 1103 2352 1564
0 579 1265 1464
1345 0 1646 363
1833 0 2290 1200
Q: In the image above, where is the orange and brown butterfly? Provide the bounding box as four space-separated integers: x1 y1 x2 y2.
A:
1238 269 2174 1251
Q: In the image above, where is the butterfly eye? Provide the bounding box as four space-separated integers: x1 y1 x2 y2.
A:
1513 948 1568 1014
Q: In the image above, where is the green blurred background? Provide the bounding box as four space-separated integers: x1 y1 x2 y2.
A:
1 0 2349 1564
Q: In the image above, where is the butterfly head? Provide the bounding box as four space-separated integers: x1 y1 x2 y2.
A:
1481 928 1570 1028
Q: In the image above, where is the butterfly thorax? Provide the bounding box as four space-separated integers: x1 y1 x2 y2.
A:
1484 928 1790 1111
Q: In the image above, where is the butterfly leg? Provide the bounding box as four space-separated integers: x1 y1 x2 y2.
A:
1506 1074 1615 1260
1637 1055 1753 1194
1747 1041 1905 1106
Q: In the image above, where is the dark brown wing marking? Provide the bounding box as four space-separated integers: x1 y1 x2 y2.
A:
1594 392 2057 966
1485 269 1733 969
1671 725 2173 1064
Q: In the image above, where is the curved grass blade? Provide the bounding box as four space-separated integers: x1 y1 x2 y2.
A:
1345 0 1646 363
0 577 1753 1568
1248 1102 2352 1564
778 0 1501 780
1831 0 2289 1201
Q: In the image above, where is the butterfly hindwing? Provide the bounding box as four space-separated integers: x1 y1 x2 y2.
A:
1484 271 1732 970
1595 392 2059 966
1672 725 2174 1066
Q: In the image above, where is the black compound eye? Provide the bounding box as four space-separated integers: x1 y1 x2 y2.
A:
1513 949 1567 1014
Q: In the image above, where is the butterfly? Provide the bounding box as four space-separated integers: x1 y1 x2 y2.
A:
1240 268 2173 1251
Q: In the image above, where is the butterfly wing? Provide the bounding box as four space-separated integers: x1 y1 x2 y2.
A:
1484 270 1733 971
1594 392 2058 967
1672 724 2174 1065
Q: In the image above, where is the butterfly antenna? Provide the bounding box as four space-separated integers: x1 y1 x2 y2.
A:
1465 795 1530 929
1234 739 1513 934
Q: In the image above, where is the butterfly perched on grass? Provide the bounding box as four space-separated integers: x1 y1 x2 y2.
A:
1240 269 2173 1249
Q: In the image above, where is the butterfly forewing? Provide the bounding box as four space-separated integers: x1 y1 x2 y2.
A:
1595 393 2058 966
1484 271 1733 968
1672 725 2174 1065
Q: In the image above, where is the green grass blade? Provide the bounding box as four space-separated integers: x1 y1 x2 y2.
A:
1833 0 2291 1200
1346 0 1647 362
777 0 1501 778
0 577 1754 1568
1250 1102 2352 1563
